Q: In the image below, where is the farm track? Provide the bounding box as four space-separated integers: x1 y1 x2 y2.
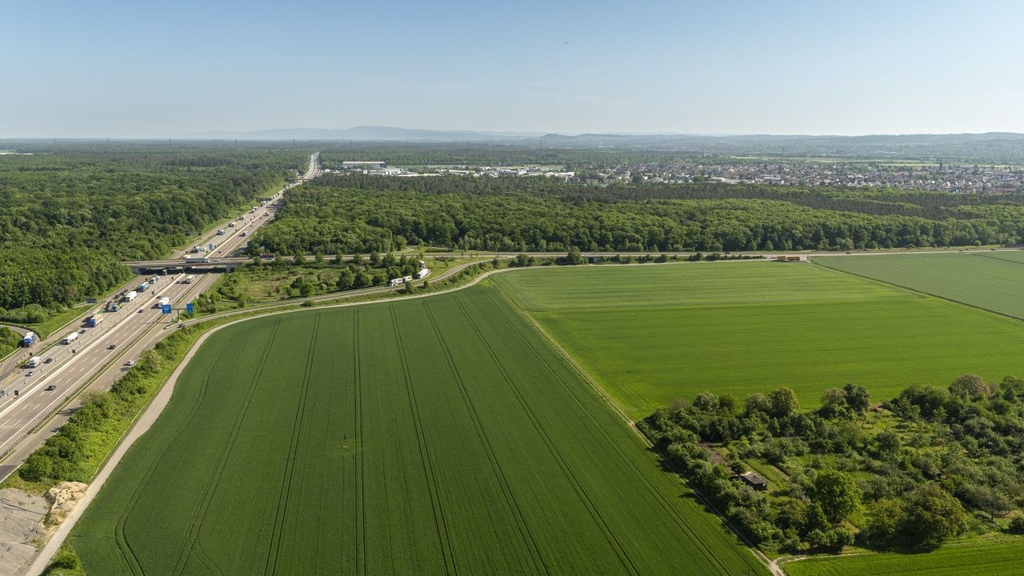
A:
421 301 548 576
475 286 741 573
390 307 459 575
43 264 770 575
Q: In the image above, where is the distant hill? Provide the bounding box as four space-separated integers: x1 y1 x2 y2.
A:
187 126 544 142
182 127 1024 162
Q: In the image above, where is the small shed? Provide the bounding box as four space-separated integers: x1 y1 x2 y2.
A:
740 471 768 491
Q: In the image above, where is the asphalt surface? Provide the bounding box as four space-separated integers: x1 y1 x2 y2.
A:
0 153 320 482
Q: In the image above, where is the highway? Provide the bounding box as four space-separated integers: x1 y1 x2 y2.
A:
0 153 320 480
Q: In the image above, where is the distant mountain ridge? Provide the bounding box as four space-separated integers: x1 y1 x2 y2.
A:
182 127 1024 161
188 126 545 141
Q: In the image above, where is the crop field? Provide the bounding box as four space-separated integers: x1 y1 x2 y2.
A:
492 262 1024 418
815 251 1024 320
69 287 764 575
784 538 1024 576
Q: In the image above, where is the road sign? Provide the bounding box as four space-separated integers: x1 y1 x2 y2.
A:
186 303 194 314
161 304 172 314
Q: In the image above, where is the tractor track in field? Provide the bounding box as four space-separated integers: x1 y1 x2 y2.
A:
264 314 320 576
34 262 778 575
481 286 744 575
358 314 396 575
423 300 548 576
354 310 368 576
170 319 282 576
454 296 641 576
111 333 231 576
390 306 459 576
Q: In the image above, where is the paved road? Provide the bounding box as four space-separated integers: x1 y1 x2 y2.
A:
0 152 321 482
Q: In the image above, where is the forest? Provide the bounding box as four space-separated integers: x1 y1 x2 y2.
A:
248 173 1024 256
639 374 1024 554
0 143 308 321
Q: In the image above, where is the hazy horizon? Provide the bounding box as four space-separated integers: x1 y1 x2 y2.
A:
3 1 1023 138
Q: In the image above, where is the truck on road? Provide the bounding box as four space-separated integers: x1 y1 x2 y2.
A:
185 255 210 264
26 356 41 368
21 331 36 347
182 274 196 284
124 290 138 302
61 332 79 345
87 312 105 327
156 296 170 309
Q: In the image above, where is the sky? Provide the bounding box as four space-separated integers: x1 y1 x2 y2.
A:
1 0 1022 137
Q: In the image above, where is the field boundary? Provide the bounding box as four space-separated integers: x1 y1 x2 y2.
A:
28 262 764 573
811 256 1024 323
486 276 776 573
487 279 637 430
26 313 287 573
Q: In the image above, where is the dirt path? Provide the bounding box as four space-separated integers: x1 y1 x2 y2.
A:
24 262 505 573
25 260 769 573
25 322 222 574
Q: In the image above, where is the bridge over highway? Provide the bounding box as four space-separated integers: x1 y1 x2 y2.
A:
122 258 252 274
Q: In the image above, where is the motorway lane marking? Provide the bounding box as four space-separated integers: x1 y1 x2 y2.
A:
0 311 151 451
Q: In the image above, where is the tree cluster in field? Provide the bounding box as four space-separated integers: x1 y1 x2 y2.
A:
0 145 307 321
248 174 1024 258
18 326 198 485
637 376 1024 554
191 251 432 313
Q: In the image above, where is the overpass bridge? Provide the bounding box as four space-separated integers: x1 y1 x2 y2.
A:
121 258 254 275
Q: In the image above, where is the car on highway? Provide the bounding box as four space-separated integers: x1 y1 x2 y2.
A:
138 308 144 313
107 344 117 350
44 358 53 363
45 385 56 391
79 328 87 334
124 360 136 367
25 371 34 377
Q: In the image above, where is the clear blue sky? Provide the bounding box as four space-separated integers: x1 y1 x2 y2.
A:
2 0 1021 137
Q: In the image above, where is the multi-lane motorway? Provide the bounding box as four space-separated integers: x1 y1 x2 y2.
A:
0 153 320 480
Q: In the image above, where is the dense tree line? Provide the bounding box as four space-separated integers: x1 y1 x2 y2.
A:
0 145 307 317
639 374 1024 554
18 325 197 484
249 174 1024 257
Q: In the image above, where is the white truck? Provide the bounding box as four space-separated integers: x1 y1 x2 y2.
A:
182 274 196 284
124 290 138 302
62 332 79 345
26 356 41 368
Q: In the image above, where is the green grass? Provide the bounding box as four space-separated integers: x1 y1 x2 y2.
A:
784 537 1024 576
25 303 93 339
68 287 765 575
492 262 1024 418
815 252 1024 320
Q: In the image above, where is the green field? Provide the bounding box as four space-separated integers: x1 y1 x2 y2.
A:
784 538 1024 576
492 262 1024 418
816 251 1024 320
69 287 765 575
